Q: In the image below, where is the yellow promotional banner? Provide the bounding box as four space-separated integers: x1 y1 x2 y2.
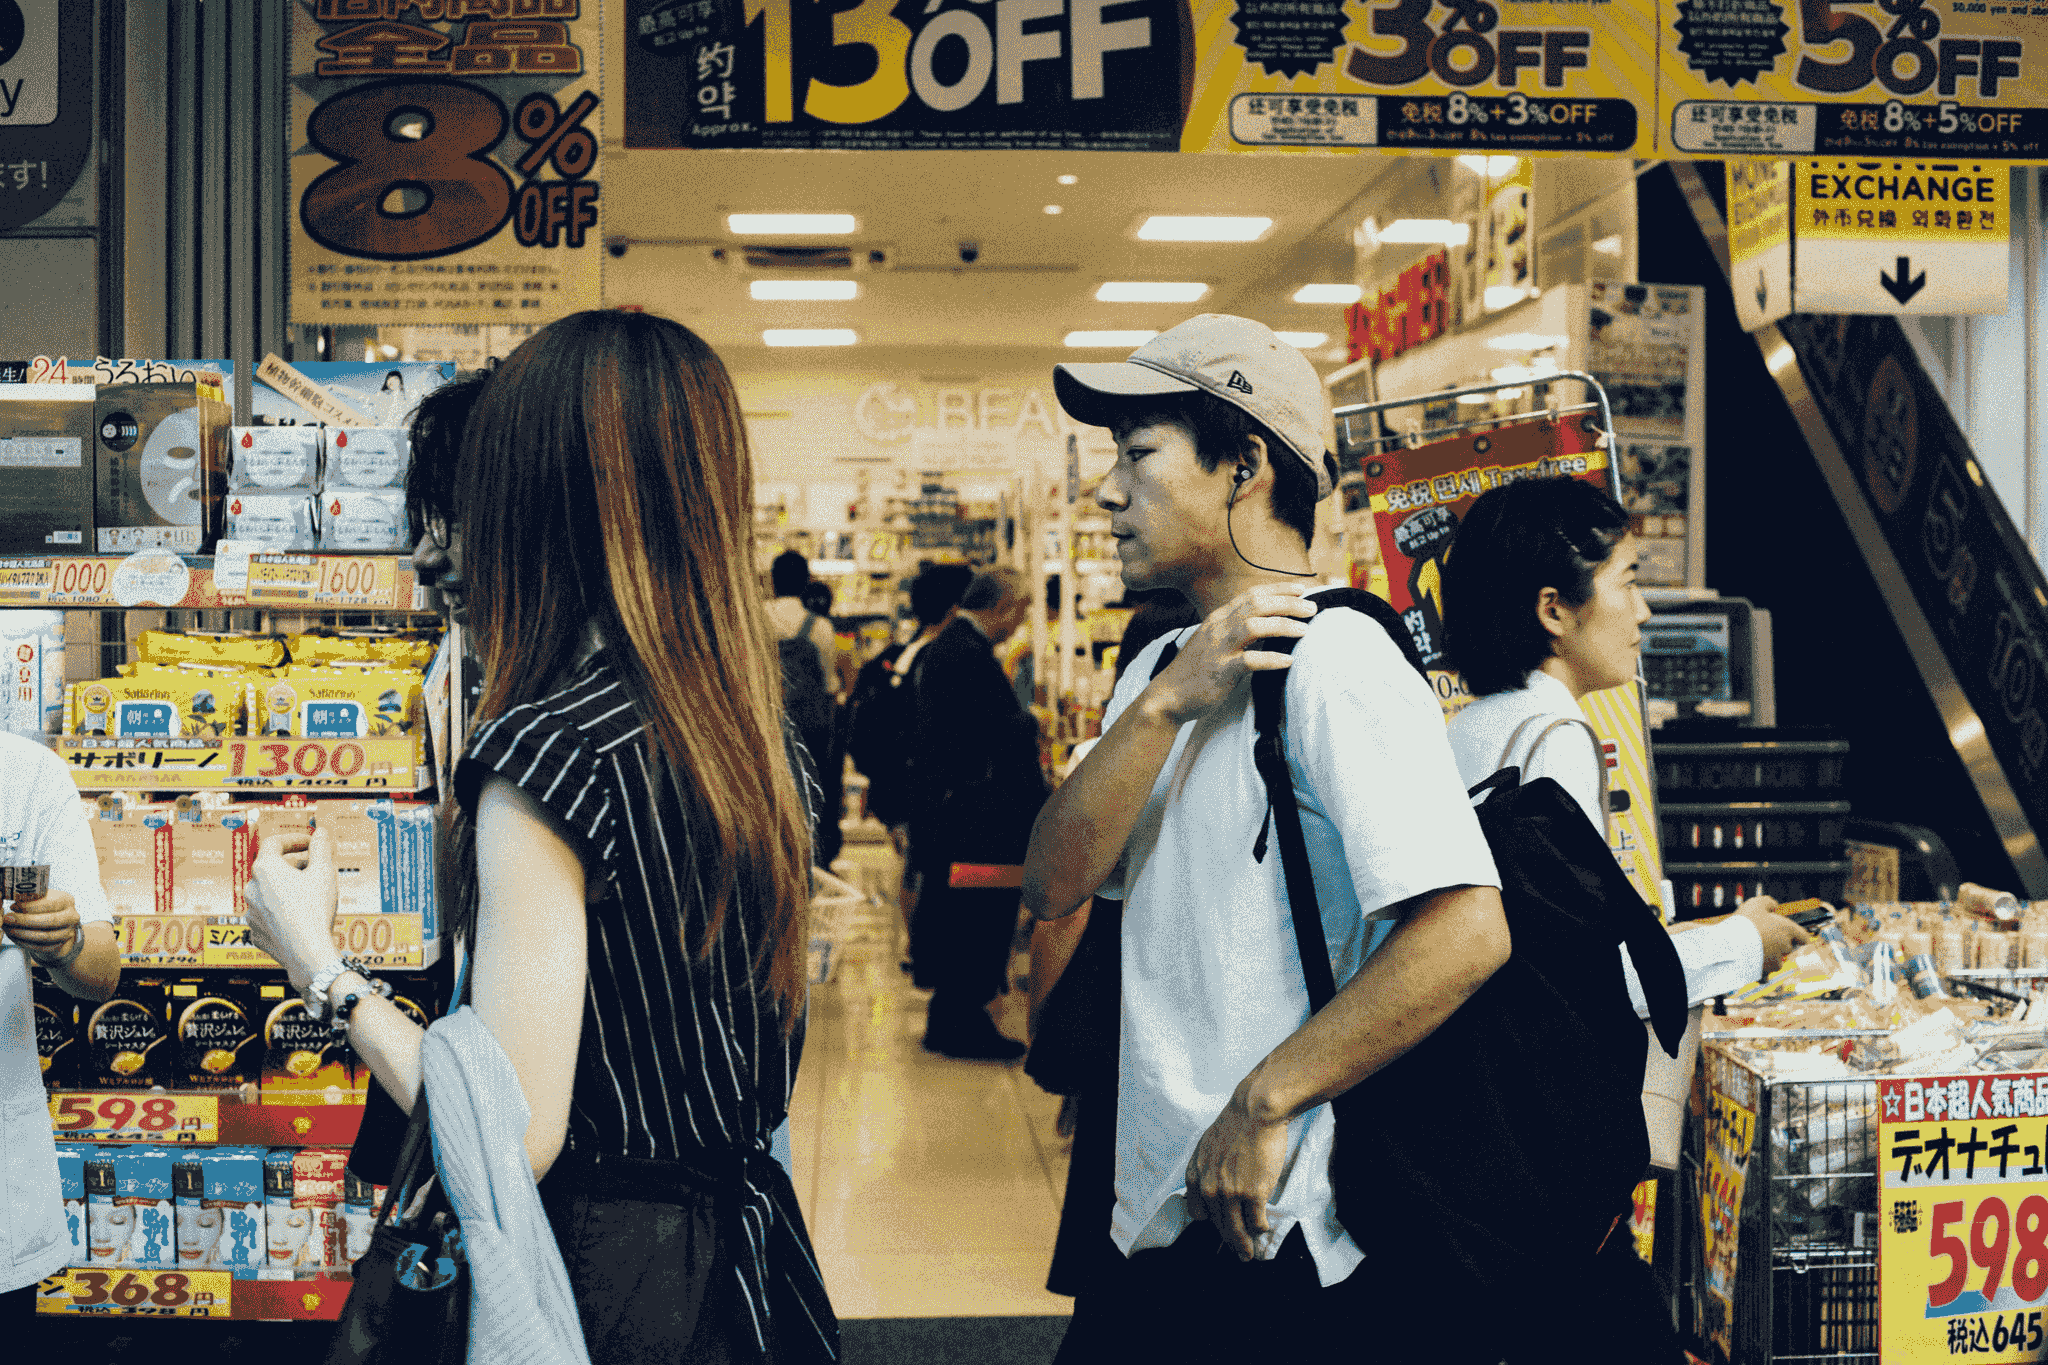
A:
1880 1071 2048 1362
1660 0 2048 160
289 3 603 328
1582 679 1666 908
623 0 1658 156
1701 1067 1760 1360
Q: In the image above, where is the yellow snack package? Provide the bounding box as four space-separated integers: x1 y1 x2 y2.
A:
66 672 243 738
135 630 288 670
287 633 436 670
247 668 424 757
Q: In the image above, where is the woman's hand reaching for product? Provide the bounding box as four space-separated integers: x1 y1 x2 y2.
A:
1141 584 1317 727
246 831 342 994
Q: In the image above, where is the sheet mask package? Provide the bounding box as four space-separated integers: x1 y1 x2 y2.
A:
258 982 361 1106
323 427 410 489
166 977 261 1089
318 488 409 551
0 609 65 739
66 673 239 739
56 1145 85 1263
33 975 81 1086
95 378 230 554
262 1147 347 1278
86 804 173 917
183 1148 264 1278
168 807 259 915
84 1154 120 1266
111 1146 176 1271
227 427 321 490
84 978 170 1088
0 383 95 554
223 492 319 551
338 1172 384 1273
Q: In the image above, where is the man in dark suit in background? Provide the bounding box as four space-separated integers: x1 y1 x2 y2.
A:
909 567 1047 1060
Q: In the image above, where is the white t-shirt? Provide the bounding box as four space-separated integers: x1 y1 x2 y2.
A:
1095 609 1500 1286
1444 670 1762 1010
2 732 115 1292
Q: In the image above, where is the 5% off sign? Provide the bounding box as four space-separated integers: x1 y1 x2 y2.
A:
1882 1072 2048 1360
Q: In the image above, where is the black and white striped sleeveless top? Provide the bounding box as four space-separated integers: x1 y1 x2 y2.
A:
455 656 832 1360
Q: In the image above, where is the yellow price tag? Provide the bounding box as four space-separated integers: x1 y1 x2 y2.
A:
48 1091 219 1144
37 1268 232 1318
202 921 271 968
247 554 399 608
331 912 426 969
119 915 209 966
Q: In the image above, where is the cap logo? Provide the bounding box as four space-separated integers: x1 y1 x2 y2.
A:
1226 371 1254 395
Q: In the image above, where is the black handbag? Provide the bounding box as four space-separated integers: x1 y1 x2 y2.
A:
327 954 473 1365
1023 895 1122 1097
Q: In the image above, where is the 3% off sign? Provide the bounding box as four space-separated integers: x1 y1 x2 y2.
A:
1881 1072 2048 1360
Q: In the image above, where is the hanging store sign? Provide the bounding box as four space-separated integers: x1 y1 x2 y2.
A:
623 0 1659 155
1880 1072 2048 1363
288 3 603 328
1663 0 2048 160
1729 160 1793 330
1790 159 2011 315
0 0 91 230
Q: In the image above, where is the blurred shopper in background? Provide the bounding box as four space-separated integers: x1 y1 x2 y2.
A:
252 310 838 1364
1442 475 1809 1364
910 566 1047 1060
770 548 841 867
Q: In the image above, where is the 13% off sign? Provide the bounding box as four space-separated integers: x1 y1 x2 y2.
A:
1881 1072 2048 1360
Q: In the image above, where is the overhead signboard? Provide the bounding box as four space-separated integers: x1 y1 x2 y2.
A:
1662 0 2048 160
1792 159 2010 314
623 0 1659 156
288 3 603 328
1728 160 1793 330
0 0 91 230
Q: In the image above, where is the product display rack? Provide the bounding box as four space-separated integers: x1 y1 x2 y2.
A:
6 550 445 1328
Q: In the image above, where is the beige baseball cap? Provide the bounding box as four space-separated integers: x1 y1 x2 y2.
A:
1053 314 1334 501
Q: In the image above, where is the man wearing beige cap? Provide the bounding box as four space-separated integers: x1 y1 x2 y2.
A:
1023 316 1509 1360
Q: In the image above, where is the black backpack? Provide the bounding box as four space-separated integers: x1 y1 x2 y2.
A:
1247 588 1686 1307
778 611 836 768
844 640 918 825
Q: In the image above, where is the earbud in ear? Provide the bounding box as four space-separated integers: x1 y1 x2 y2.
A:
1233 465 1253 484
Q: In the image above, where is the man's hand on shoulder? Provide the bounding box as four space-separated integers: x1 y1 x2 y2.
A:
1142 585 1318 726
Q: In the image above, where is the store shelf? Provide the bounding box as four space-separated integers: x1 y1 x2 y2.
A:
49 1090 367 1147
0 552 431 613
119 912 438 971
36 1268 352 1321
50 735 429 793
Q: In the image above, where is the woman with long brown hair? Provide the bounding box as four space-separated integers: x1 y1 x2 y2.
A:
246 311 837 1362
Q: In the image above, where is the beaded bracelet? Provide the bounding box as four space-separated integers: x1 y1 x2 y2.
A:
328 961 396 1036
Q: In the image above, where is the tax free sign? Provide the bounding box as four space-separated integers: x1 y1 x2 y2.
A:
1732 159 2010 328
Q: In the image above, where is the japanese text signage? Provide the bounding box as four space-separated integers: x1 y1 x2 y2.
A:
623 0 1662 154
1664 0 2048 159
289 2 603 327
0 0 90 229
1791 159 2011 314
1881 1071 2048 1362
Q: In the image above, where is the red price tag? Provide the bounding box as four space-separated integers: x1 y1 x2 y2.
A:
37 1268 231 1318
48 1092 218 1144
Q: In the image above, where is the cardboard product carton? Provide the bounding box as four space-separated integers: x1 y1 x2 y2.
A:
189 1147 265 1278
0 383 95 554
322 427 410 490
258 984 362 1106
56 1144 85 1263
165 976 261 1090
261 1147 347 1278
94 377 229 553
337 1171 385 1273
1 608 67 740
226 426 321 490
315 799 387 917
86 804 172 916
32 973 81 1087
83 978 170 1088
379 800 439 938
83 1154 120 1266
168 806 259 915
223 491 319 551
110 1146 176 1271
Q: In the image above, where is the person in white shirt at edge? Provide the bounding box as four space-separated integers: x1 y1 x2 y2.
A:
1021 314 1509 1362
1 735 123 1316
1440 477 1811 1020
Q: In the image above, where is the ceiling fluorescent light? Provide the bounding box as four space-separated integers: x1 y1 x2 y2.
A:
1274 332 1328 348
1044 204 1064 215
750 280 858 301
1057 174 1079 185
1096 281 1208 303
1455 155 1521 178
1293 283 1362 305
1592 234 1625 256
1484 332 1568 352
727 213 856 235
1136 216 1273 242
1065 330 1158 348
1378 219 1471 246
763 328 858 346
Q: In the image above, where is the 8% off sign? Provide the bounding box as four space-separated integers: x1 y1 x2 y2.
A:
1881 1072 2048 1360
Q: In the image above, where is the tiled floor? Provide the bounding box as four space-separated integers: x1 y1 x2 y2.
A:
789 837 1074 1320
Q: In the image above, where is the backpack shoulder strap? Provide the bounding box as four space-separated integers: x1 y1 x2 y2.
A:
1244 587 1417 1013
1498 713 1609 839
